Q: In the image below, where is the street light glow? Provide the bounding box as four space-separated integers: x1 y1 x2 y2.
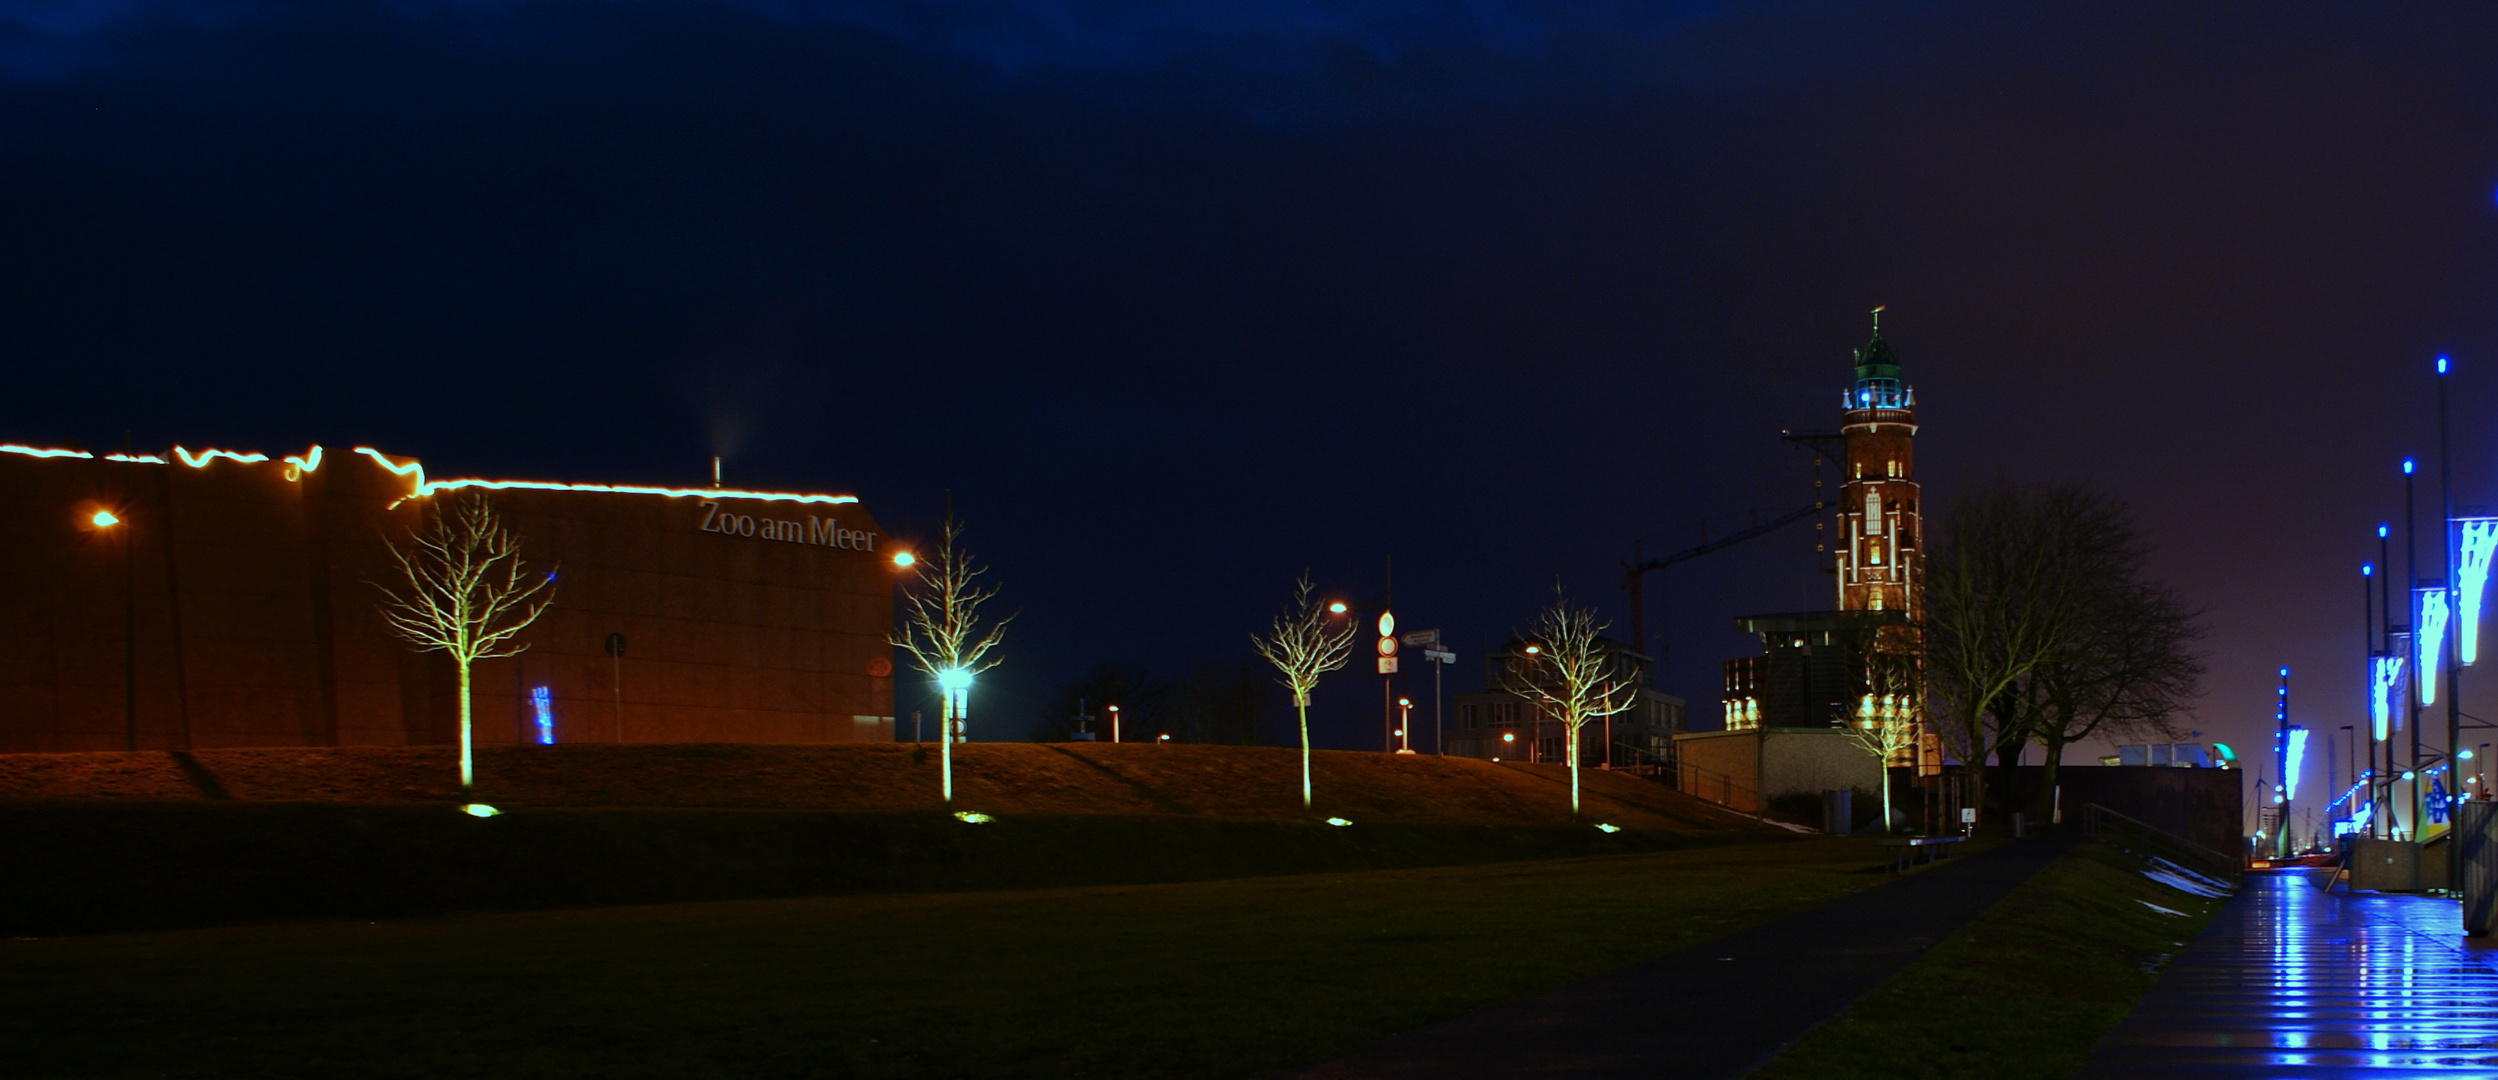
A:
891 550 916 568
936 668 972 692
1327 601 1348 615
89 510 119 528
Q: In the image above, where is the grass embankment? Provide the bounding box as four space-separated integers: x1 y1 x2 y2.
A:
0 838 1894 1080
1747 839 2230 1080
0 744 1782 933
0 742 1750 830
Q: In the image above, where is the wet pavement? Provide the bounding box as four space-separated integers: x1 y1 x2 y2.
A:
2078 870 2498 1076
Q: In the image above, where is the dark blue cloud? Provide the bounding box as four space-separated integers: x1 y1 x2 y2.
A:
1 0 1903 121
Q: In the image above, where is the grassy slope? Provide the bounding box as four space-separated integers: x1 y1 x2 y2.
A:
0 742 1758 831
0 839 1894 1080
1746 840 2229 1080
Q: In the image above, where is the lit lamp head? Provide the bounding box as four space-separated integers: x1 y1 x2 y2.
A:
1501 732 1515 743
1327 601 1348 616
936 668 972 693
890 550 916 569
2404 459 2417 476
90 509 120 528
1524 644 1541 655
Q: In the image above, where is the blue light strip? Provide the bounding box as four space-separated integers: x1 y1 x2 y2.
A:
532 686 555 745
2285 727 2308 802
2458 519 2498 666
2420 587 2453 705
2371 654 2403 741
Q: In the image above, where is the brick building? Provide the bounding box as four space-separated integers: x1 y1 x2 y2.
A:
0 442 897 752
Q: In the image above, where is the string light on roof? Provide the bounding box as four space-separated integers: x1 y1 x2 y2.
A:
351 446 859 507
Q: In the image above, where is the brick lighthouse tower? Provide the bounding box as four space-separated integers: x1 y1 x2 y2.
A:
1835 307 1922 618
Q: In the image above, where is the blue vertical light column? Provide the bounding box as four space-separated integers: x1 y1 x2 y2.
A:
532 686 555 745
2275 666 2291 858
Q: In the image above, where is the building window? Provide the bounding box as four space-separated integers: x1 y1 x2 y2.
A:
1870 588 1885 611
1886 460 1900 478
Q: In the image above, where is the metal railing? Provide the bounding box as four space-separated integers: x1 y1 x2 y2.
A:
1676 762 1758 813
2081 802 2243 887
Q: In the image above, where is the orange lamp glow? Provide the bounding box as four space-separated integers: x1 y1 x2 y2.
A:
891 551 917 569
90 510 120 528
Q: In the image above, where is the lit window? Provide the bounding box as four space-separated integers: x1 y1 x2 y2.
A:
1870 589 1885 611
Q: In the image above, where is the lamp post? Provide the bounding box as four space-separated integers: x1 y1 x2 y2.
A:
2378 525 2392 836
1108 703 1121 744
2441 358 2462 848
2406 458 2423 839
1395 697 1414 755
90 508 134 751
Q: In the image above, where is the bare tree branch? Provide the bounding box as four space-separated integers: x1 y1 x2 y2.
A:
372 493 555 789
1500 581 1641 818
1250 572 1356 808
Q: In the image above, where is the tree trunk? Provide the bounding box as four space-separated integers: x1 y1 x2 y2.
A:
941 690 955 805
1566 721 1581 817
2038 734 2067 823
1878 756 1893 834
1297 701 1312 808
1993 738 2024 821
457 658 474 788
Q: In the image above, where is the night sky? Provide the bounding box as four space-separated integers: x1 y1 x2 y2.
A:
10 2 2498 816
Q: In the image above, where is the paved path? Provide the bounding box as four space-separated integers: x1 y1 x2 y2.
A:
1275 838 2069 1080
2077 870 2498 1077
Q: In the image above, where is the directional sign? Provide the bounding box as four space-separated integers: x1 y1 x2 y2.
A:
1399 628 1440 647
1423 648 1456 664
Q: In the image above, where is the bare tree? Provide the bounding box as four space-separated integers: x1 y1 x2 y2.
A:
1250 572 1357 808
2010 580 2205 815
375 493 556 789
1846 627 1924 834
892 512 1014 805
1928 480 2156 823
1501 582 1641 818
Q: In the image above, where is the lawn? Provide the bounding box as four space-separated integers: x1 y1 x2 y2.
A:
0 838 1888 1079
1746 840 2229 1080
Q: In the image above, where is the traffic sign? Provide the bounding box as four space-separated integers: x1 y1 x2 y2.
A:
1423 648 1456 664
1377 657 1399 674
1377 636 1398 656
1399 628 1440 647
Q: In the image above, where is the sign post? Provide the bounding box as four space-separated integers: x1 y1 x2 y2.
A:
1404 629 1455 757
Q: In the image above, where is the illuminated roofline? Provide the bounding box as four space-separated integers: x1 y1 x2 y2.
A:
5 440 860 505
351 446 859 506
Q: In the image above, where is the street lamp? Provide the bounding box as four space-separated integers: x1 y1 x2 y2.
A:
890 550 916 569
1395 697 1414 755
1108 703 1121 744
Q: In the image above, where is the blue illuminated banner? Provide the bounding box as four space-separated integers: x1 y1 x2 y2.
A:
2419 586 2452 705
2457 519 2498 666
2371 653 2403 741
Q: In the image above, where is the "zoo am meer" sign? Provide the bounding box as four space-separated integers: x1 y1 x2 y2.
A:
697 499 879 552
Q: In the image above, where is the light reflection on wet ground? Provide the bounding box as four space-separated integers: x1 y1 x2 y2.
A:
2077 871 2498 1076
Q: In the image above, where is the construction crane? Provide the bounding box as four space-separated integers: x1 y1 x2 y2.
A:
1622 431 1846 673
